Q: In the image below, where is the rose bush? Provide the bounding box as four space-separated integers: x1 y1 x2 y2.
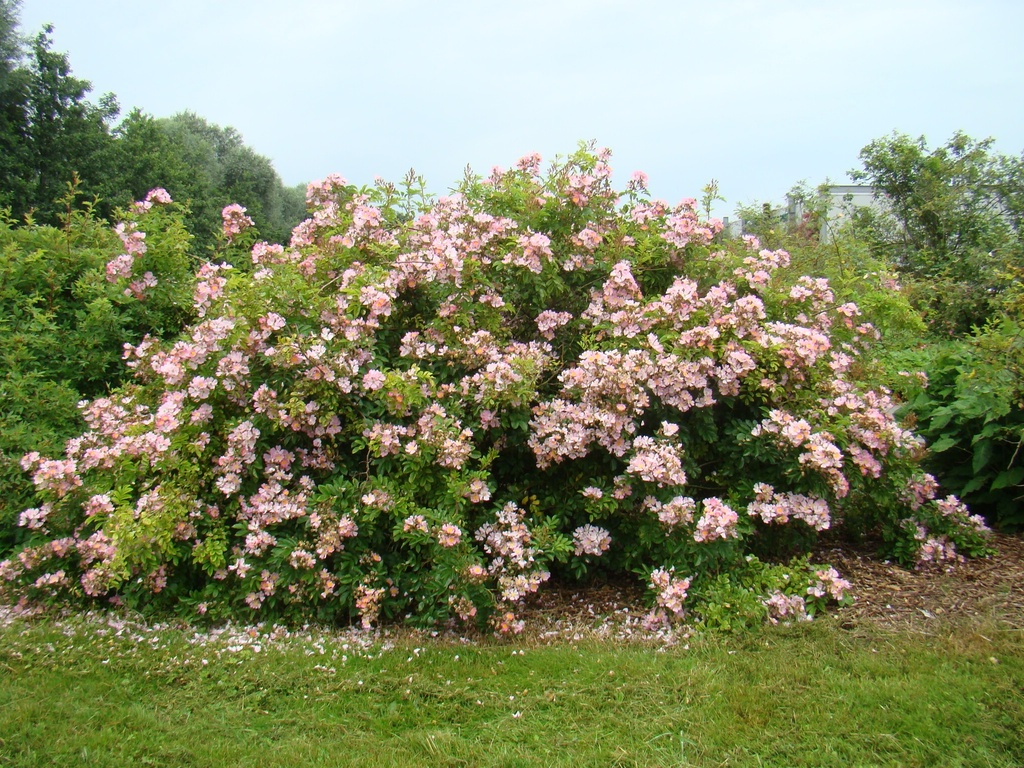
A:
0 145 991 631
0 186 194 554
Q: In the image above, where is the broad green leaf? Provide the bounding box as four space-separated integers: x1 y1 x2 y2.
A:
972 439 993 474
990 466 1024 490
909 391 933 410
961 475 990 495
976 422 1001 440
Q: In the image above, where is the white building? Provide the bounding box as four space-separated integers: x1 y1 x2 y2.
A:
786 185 885 241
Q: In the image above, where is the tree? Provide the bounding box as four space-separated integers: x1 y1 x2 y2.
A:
851 131 1021 334
0 1 304 248
91 109 308 254
25 26 118 221
849 134 1024 530
0 0 31 211
0 16 118 223
157 112 298 251
0 0 18 64
98 109 198 217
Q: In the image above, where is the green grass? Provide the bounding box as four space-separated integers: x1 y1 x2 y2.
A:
1 612 1021 767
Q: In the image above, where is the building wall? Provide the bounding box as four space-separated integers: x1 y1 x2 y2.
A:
786 185 885 241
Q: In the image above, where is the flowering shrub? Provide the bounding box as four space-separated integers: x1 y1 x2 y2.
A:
0 187 195 553
692 555 853 633
0 145 991 631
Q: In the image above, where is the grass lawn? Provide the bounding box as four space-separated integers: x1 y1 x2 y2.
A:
1 608 1021 767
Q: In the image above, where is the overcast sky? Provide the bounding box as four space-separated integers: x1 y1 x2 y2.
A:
15 0 1024 217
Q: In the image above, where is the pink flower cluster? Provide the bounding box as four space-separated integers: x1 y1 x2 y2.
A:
221 204 255 239
475 503 550 631
18 504 51 530
464 478 491 504
437 523 463 548
535 310 573 340
753 410 849 497
693 497 739 542
734 247 791 287
661 198 722 250
906 494 990 566
125 270 158 300
904 473 940 510
625 436 687 487
572 524 611 557
644 567 691 628
26 457 82 498
131 187 172 213
747 483 831 531
913 529 963 564
806 566 851 602
645 495 697 528
214 420 260 495
106 253 135 282
508 232 552 273
146 187 172 205
354 583 385 629
116 220 147 255
763 592 811 624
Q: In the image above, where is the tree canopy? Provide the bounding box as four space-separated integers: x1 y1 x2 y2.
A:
0 4 305 250
851 131 1023 334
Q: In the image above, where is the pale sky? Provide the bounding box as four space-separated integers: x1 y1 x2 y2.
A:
15 0 1024 217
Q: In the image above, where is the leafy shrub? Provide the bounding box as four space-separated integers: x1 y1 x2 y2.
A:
901 318 1024 529
690 555 852 633
0 147 990 631
733 182 927 383
0 188 194 552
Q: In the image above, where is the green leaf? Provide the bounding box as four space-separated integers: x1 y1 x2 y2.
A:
960 475 990 495
909 391 933 411
972 439 993 475
990 466 1024 490
976 422 1001 440
927 410 954 432
928 436 957 453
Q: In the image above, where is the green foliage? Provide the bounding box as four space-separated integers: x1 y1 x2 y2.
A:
2 146 982 633
2 25 118 223
691 555 853 633
0 4 304 252
736 134 1024 536
90 110 308 254
0 1 30 211
853 133 1024 532
734 182 926 360
902 320 1024 529
0 186 194 552
150 112 304 252
851 131 1022 335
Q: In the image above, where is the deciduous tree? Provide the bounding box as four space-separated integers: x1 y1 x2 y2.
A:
851 131 1021 334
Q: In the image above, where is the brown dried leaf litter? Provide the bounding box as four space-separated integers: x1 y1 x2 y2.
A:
824 532 1024 631
515 533 1024 641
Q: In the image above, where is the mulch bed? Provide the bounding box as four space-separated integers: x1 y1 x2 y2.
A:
515 533 1024 639
825 532 1024 631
